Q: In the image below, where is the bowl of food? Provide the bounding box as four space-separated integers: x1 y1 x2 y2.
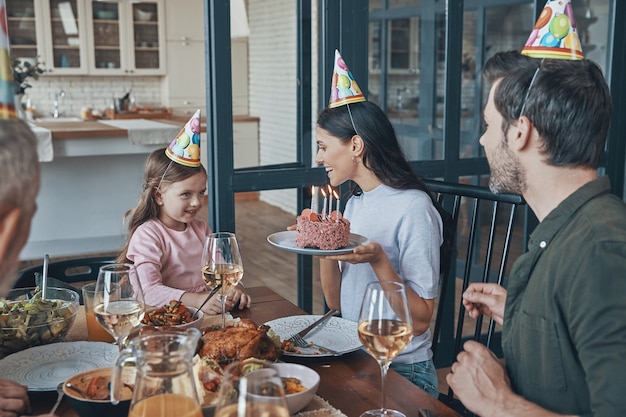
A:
133 8 153 21
0 287 79 355
141 300 204 329
274 362 320 414
63 367 134 417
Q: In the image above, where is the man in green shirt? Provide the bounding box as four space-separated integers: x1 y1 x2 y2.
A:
446 51 626 417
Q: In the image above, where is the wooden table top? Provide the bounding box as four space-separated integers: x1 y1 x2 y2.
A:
29 286 459 417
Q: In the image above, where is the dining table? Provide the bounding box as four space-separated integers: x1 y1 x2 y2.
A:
27 285 460 417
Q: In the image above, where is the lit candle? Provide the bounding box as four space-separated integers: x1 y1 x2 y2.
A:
320 188 327 219
333 190 340 222
326 185 333 219
311 186 319 213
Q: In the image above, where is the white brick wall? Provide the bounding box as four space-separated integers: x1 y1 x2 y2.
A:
23 75 162 119
249 0 319 215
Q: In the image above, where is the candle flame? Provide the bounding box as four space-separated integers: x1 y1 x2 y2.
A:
332 190 339 199
320 188 327 197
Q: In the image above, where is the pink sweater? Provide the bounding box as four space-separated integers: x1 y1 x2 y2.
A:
127 218 212 308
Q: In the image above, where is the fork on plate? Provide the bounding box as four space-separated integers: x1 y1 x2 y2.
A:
287 308 338 347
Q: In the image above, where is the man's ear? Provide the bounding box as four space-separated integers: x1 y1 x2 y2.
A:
512 116 534 151
0 205 22 262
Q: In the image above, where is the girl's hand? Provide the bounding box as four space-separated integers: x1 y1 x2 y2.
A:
0 378 31 417
223 284 251 311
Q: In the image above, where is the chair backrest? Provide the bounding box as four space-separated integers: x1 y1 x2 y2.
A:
15 256 115 290
425 179 526 413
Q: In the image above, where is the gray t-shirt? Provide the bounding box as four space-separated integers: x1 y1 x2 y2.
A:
341 184 442 363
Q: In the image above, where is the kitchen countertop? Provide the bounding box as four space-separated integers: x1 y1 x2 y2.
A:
33 119 182 140
33 115 259 140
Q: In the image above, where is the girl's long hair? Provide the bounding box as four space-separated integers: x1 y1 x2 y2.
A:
116 148 207 264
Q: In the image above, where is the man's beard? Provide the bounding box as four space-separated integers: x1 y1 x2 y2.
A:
488 137 526 195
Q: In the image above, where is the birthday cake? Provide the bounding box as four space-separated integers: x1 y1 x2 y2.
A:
296 208 351 251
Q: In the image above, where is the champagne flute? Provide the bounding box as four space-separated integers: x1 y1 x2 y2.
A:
358 281 413 417
201 232 244 327
93 263 145 351
213 359 290 417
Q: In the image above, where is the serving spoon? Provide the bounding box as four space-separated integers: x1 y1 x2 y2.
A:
191 284 222 320
49 382 65 414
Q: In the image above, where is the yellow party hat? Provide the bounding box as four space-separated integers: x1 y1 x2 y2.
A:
165 109 202 167
521 0 583 60
329 49 365 108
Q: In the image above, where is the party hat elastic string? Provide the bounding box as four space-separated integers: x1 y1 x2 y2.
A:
346 104 361 138
157 159 173 191
518 60 543 119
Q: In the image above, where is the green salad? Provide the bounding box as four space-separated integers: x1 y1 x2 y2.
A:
0 289 77 354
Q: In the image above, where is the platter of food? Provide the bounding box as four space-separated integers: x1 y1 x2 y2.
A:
0 341 119 391
265 315 361 357
267 231 368 256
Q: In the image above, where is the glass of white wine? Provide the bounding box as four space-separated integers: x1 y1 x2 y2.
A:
93 263 145 351
358 281 413 417
213 359 290 417
201 232 244 328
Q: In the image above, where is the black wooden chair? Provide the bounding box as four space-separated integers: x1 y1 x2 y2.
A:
425 179 526 415
14 256 115 303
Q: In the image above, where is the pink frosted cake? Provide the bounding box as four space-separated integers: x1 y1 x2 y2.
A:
296 208 351 250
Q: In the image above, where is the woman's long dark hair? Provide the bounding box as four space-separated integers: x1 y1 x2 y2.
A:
317 102 454 271
317 101 432 197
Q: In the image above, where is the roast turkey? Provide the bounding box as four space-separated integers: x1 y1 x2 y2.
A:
198 318 281 363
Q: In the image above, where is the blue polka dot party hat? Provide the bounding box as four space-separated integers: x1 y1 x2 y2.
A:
165 109 202 167
521 0 584 60
329 49 366 108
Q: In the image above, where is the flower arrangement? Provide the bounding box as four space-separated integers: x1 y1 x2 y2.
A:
12 56 45 96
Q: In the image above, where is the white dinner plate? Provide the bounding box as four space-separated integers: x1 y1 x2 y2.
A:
267 231 368 256
265 315 361 357
0 341 119 391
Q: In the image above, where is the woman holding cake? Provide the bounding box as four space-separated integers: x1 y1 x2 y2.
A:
315 51 443 397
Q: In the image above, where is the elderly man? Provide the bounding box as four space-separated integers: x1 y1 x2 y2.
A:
447 51 626 416
0 118 61 417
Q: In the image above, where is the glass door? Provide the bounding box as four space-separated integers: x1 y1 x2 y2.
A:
5 0 41 63
46 0 87 73
90 1 122 71
131 2 161 71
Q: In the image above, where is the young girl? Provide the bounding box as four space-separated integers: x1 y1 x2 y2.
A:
117 148 250 314
316 100 443 397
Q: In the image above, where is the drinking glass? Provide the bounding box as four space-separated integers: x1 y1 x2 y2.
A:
201 232 244 327
93 263 145 351
213 359 290 417
358 281 413 417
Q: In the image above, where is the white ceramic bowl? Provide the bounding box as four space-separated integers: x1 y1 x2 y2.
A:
134 8 153 21
274 363 320 414
141 305 204 329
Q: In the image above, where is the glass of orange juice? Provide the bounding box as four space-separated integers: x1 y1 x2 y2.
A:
81 282 115 343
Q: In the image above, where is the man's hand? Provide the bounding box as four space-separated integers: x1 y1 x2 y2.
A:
0 379 31 417
462 283 507 325
446 341 512 416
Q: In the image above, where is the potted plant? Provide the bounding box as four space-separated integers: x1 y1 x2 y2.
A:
11 56 45 116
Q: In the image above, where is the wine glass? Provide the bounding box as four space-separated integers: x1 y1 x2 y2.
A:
201 232 244 328
358 281 413 417
93 263 145 351
213 359 290 417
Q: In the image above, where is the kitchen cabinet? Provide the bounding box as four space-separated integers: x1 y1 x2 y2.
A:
86 0 165 75
6 0 89 74
5 0 164 76
5 0 44 64
162 0 205 115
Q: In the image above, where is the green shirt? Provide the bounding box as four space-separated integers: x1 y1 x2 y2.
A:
502 176 626 417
